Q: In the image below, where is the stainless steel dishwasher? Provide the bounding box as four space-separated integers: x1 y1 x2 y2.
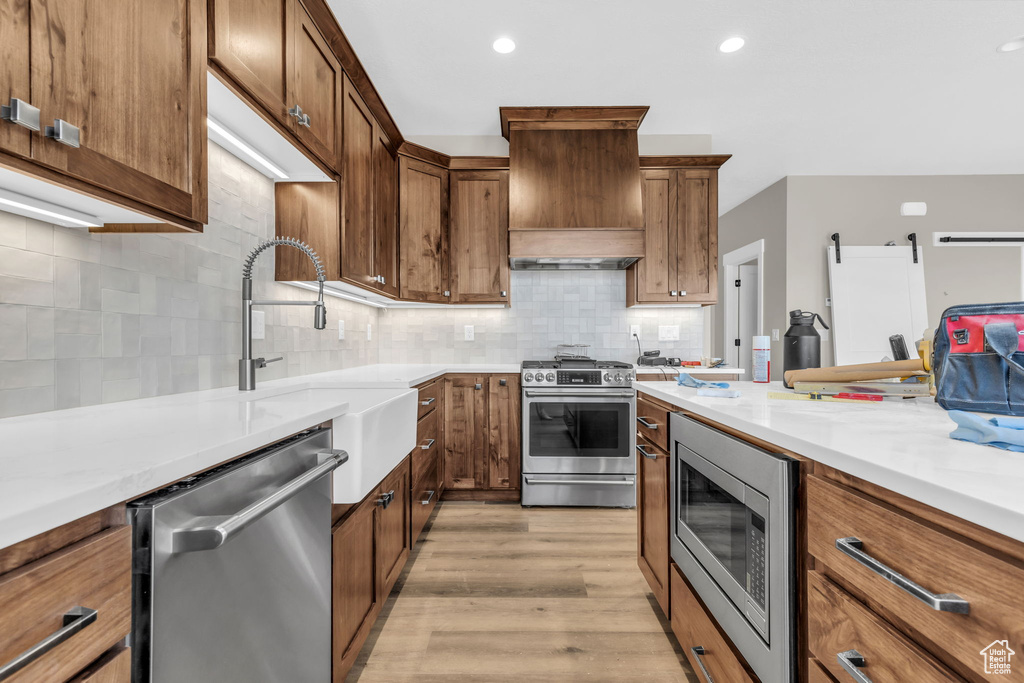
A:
128 428 347 683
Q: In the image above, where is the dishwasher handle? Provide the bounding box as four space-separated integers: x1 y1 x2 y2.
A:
172 449 348 553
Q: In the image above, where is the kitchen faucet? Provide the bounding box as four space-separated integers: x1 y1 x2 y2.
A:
239 237 326 391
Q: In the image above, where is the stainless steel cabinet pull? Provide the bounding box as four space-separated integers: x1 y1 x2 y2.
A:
475 383 482 390
636 416 659 430
690 646 714 683
420 490 436 505
636 444 658 460
376 489 396 509
45 119 80 148
835 537 969 614
288 104 303 121
524 477 633 486
420 397 436 406
837 649 872 683
443 290 450 297
500 290 507 297
172 450 348 553
0 606 97 680
670 290 678 297
1 98 40 131
420 438 435 450
499 379 507 386
299 113 311 128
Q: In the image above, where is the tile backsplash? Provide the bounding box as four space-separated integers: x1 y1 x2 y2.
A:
0 144 704 418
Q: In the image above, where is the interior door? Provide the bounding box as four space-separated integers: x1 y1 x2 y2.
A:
735 264 759 376
675 169 718 304
0 0 31 158
289 1 340 166
444 376 487 489
30 0 206 221
341 76 376 289
449 170 509 304
373 126 399 297
400 157 449 303
634 169 678 303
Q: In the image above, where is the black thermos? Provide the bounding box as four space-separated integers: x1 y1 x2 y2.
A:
783 310 829 388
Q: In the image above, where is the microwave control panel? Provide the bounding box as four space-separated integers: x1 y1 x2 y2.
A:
746 512 767 609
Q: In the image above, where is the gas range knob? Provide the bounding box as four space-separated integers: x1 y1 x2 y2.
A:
524 372 534 382
545 372 556 382
603 372 612 382
613 373 623 383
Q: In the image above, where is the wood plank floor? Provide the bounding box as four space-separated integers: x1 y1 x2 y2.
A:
348 501 696 682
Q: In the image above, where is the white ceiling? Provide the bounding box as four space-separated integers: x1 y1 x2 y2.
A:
327 0 1024 212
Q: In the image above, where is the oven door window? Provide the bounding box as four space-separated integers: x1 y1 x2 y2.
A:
678 459 757 594
528 400 630 459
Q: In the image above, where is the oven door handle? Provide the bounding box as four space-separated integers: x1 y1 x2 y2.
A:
524 390 635 398
524 477 634 486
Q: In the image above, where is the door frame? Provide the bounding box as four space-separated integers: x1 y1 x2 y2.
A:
722 240 765 369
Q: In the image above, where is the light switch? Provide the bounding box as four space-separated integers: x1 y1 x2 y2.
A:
658 325 680 341
464 325 475 341
366 323 372 341
821 329 830 342
771 329 780 342
338 319 345 340
251 310 265 340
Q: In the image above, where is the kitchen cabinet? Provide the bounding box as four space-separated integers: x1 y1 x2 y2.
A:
400 156 450 303
443 374 520 499
636 432 670 616
449 170 510 304
627 162 724 306
0 0 207 230
210 0 340 169
373 126 400 297
376 459 411 597
274 181 341 281
412 377 444 541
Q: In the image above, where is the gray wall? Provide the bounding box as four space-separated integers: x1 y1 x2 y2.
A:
787 175 1024 366
714 178 788 372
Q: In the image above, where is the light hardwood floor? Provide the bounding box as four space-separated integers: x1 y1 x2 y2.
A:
349 501 696 682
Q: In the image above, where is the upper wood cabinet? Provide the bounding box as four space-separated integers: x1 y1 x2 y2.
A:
627 164 721 306
210 0 339 169
449 170 510 305
400 157 449 303
373 127 399 298
274 181 340 281
0 0 207 229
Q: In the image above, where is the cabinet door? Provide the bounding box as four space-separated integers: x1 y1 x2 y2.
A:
487 375 520 490
274 181 340 281
637 437 670 615
332 502 378 680
444 376 487 489
375 461 410 597
629 169 678 304
449 170 509 304
30 0 207 222
0 0 31 158
373 126 399 297
289 1 340 167
400 157 449 303
209 0 289 121
341 76 376 289
675 169 718 304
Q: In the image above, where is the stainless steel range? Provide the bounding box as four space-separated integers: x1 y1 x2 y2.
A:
521 358 636 507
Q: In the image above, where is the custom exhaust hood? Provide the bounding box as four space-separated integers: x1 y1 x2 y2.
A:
503 107 648 270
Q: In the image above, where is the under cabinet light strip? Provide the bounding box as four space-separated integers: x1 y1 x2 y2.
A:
0 190 98 228
207 118 289 180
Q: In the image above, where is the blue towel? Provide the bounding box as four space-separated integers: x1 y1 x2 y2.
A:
677 374 730 389
949 410 1024 453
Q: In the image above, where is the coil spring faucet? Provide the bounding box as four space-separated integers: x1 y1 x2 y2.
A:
240 237 326 391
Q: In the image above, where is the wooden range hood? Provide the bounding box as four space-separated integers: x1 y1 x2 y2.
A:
503 107 648 269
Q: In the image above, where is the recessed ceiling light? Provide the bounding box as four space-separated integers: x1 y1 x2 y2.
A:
492 37 516 54
718 36 746 54
997 35 1024 52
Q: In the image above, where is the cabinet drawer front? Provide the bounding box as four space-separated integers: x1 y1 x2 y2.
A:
0 527 131 683
636 395 670 451
807 572 960 683
807 475 1024 681
413 407 441 485
412 458 440 542
417 380 442 420
70 646 130 682
669 563 757 683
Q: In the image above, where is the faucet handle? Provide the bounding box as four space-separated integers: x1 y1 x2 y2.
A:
256 357 283 369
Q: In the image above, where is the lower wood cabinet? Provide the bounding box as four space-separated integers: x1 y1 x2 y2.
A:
636 431 670 616
332 456 411 681
68 646 130 683
443 374 520 499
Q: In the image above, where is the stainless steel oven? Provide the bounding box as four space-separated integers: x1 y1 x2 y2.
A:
670 413 797 682
521 360 636 507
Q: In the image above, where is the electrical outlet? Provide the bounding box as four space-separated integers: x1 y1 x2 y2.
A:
337 319 345 340
772 329 780 342
630 325 642 339
821 329 830 342
366 323 372 341
464 325 475 341
658 325 680 341
825 297 832 307
251 310 265 340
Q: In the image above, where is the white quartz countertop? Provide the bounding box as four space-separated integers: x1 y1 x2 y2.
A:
631 365 742 375
634 380 1024 544
0 363 517 550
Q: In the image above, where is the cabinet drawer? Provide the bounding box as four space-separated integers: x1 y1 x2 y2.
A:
670 563 757 683
70 646 130 682
413 407 441 485
807 475 1024 681
0 527 131 683
417 379 442 420
636 395 669 452
808 571 960 682
807 658 836 683
412 458 440 541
